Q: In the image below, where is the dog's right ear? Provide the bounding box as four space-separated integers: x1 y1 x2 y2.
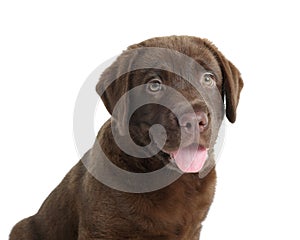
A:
96 51 134 136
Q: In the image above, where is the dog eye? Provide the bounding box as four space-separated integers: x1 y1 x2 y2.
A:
201 73 216 87
147 79 162 92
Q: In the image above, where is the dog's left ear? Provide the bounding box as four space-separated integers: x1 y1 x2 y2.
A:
204 40 244 123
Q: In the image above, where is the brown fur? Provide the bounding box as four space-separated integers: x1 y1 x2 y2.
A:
10 36 243 240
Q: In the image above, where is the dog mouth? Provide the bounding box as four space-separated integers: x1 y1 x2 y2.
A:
141 110 211 173
163 143 208 173
146 123 210 173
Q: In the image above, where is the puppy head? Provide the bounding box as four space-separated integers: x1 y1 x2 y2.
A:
96 36 243 172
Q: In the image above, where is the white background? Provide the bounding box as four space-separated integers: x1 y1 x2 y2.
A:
1 0 300 239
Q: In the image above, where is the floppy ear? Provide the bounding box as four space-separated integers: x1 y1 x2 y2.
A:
204 40 244 123
96 52 133 136
222 60 243 123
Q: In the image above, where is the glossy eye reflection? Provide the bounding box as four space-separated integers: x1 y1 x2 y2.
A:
201 73 216 87
147 79 162 92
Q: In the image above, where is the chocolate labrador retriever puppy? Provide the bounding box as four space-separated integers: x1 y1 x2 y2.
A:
10 36 243 240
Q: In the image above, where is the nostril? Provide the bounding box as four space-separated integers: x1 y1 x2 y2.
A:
197 112 208 130
186 122 192 129
199 118 208 127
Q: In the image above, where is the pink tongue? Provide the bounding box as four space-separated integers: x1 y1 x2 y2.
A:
171 145 208 173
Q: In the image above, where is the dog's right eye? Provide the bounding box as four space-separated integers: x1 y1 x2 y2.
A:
147 79 162 92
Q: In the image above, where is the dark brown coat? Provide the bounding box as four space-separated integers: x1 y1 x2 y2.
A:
10 36 243 240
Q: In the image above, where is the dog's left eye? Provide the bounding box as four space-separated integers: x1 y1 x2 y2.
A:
147 79 162 92
201 73 216 87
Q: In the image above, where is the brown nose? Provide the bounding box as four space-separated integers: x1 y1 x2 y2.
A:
178 112 208 133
